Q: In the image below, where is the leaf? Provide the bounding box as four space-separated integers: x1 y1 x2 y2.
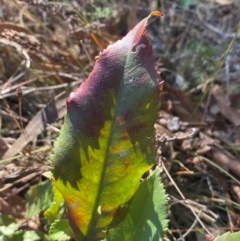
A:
0 214 19 239
25 180 53 218
214 232 240 241
0 215 47 241
0 230 47 241
105 169 168 241
0 22 30 34
23 231 48 241
49 219 73 241
0 223 19 237
1 231 24 241
0 214 16 226
44 185 64 221
50 11 163 240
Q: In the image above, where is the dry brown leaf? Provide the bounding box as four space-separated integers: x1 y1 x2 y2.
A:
232 185 240 204
212 84 240 126
0 22 29 34
211 146 240 177
162 84 202 121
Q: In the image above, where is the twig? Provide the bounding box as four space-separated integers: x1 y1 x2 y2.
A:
80 40 94 65
0 38 31 92
196 5 240 39
225 55 231 105
0 79 82 99
192 23 240 119
157 128 196 142
170 212 185 240
160 159 213 237
177 210 202 240
0 145 52 165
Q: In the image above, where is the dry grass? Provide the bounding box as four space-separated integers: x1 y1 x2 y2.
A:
0 0 240 240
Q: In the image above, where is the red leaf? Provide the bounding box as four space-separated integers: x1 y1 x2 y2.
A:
51 11 163 240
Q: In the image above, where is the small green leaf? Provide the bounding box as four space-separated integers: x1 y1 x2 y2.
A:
25 180 53 218
214 231 240 241
23 230 48 241
2 231 24 241
44 184 63 221
0 214 19 240
0 214 16 226
0 223 19 237
105 168 168 241
42 171 54 179
49 219 73 241
0 215 47 241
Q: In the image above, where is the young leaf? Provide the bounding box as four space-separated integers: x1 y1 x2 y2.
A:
50 11 163 240
49 219 73 241
214 231 240 241
105 169 168 241
25 180 53 218
23 231 49 241
0 214 16 226
44 185 64 222
0 223 19 237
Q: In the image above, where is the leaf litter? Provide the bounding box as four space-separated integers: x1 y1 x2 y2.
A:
0 0 240 240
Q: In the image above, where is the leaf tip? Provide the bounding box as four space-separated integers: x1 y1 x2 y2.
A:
159 81 164 92
151 10 164 17
42 171 55 181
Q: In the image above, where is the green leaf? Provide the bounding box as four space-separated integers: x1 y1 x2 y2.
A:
50 11 163 240
0 215 47 241
2 231 24 241
0 214 16 226
23 230 48 241
0 223 19 237
42 171 53 179
105 169 168 241
0 214 18 238
49 219 73 241
25 180 53 218
214 231 240 241
44 185 63 221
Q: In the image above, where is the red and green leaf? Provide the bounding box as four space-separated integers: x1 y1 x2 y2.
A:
50 11 163 240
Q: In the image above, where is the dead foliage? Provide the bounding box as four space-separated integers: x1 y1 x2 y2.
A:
0 1 240 241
